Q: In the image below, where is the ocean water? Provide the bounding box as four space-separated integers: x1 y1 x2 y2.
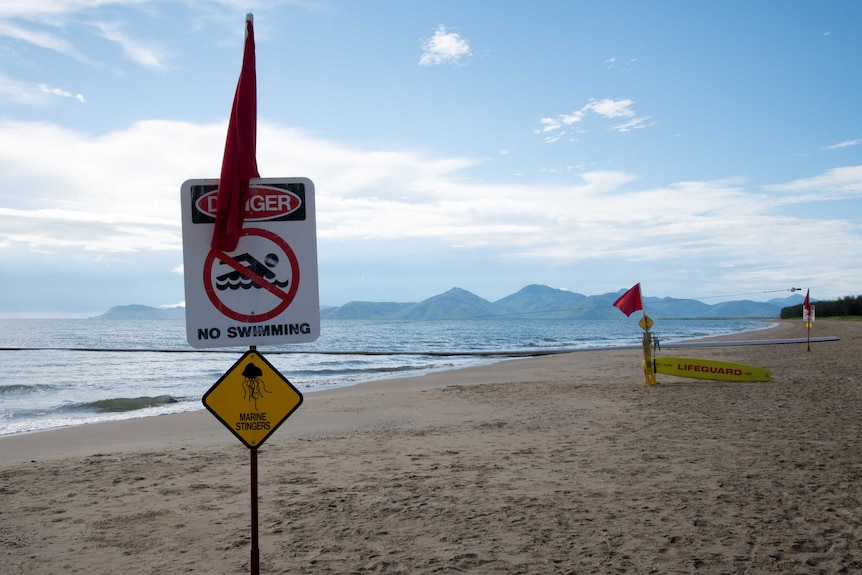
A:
0 317 771 436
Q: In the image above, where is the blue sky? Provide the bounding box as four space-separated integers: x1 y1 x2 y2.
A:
1 0 860 317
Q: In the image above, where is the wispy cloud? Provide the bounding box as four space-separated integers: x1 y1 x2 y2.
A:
0 3 167 69
824 139 861 150
610 116 653 133
538 98 652 141
0 74 45 104
603 55 638 71
419 25 471 67
89 19 167 69
764 166 862 203
0 75 85 105
0 1 140 17
0 19 85 58
39 83 86 103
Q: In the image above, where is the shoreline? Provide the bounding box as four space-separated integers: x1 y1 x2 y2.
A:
0 318 777 441
3 319 859 574
0 319 805 466
0 320 780 450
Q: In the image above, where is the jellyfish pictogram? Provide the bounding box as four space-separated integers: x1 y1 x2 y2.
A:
241 362 271 410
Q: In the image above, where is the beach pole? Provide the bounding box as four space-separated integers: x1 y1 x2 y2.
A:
612 283 655 385
638 304 657 386
249 344 260 575
251 446 260 575
203 344 303 574
641 311 657 386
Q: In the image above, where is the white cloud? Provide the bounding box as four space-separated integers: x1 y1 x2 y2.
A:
825 139 861 150
560 111 586 125
0 19 78 53
539 117 562 133
0 119 220 253
610 116 653 133
89 19 167 69
0 2 165 68
0 76 87 106
0 1 143 17
419 25 471 67
0 119 860 304
585 98 635 118
538 98 652 140
38 83 86 103
764 166 862 203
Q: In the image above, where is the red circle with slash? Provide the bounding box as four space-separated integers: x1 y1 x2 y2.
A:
203 228 300 323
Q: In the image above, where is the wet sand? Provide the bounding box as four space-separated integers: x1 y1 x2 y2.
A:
1 320 860 574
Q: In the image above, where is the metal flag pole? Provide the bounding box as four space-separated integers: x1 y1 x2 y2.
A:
248 344 260 575
802 289 814 351
640 306 657 387
250 446 260 575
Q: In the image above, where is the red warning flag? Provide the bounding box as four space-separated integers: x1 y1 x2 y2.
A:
211 14 260 252
613 283 643 317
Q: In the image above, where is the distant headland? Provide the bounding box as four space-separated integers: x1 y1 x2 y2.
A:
91 284 803 321
93 304 186 320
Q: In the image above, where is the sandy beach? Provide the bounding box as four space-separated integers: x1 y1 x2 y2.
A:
2 320 860 574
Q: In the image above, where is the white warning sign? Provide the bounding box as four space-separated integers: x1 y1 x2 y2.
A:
180 178 320 348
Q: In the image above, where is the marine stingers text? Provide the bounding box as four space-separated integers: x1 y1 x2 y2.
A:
236 412 270 431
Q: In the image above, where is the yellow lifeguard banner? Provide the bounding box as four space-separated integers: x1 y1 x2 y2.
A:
653 357 771 382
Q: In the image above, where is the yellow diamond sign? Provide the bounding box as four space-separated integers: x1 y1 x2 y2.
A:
638 314 654 332
202 350 303 449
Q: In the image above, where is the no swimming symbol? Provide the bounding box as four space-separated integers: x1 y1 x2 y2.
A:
204 227 300 323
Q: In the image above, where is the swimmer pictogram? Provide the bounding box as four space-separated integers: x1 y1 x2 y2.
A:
215 253 290 291
204 227 300 323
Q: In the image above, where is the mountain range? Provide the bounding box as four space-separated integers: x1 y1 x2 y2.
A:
94 285 804 320
319 285 800 320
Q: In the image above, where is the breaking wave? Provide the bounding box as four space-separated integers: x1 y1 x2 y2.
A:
65 395 179 413
0 383 60 395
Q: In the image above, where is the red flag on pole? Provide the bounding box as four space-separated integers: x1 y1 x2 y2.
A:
613 283 643 317
803 289 811 315
211 13 260 252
